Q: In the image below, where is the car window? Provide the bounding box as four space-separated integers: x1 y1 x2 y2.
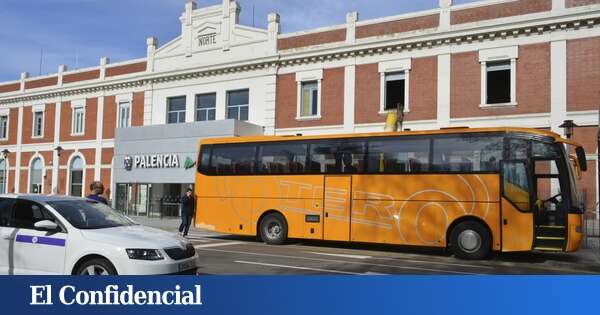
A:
47 200 135 230
12 200 53 229
0 198 16 227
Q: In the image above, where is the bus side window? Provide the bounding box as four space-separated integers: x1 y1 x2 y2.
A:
502 161 531 212
366 137 429 174
258 142 308 174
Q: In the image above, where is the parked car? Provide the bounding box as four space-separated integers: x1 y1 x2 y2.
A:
0 194 198 275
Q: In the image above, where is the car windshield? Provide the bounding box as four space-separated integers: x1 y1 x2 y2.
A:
47 200 136 230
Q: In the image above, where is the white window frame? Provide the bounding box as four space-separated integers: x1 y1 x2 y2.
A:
0 109 9 141
0 157 8 194
379 58 411 114
66 153 86 198
31 104 45 139
71 100 86 136
167 96 187 124
295 69 323 121
118 101 132 128
116 93 133 129
479 46 518 108
28 154 45 194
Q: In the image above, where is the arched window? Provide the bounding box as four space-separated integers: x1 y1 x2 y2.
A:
69 157 84 197
0 159 6 194
30 157 43 194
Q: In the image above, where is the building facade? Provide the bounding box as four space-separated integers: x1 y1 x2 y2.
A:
0 0 598 213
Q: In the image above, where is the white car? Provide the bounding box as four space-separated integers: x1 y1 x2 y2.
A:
0 194 199 275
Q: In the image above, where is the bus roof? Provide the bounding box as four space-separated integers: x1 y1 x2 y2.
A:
200 127 583 147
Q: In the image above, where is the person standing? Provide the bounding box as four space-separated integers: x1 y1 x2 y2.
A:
179 188 195 237
87 181 108 205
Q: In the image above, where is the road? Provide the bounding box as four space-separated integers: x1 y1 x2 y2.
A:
185 231 600 275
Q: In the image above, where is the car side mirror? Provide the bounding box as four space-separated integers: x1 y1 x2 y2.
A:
34 220 58 231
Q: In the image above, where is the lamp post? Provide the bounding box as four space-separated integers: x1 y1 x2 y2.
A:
1 149 9 159
559 119 577 140
54 146 63 194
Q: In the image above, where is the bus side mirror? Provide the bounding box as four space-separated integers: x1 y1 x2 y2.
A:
575 147 588 171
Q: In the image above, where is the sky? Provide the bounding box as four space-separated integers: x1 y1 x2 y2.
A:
0 0 478 82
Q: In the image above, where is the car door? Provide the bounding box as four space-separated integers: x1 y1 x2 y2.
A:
12 199 68 275
0 197 17 274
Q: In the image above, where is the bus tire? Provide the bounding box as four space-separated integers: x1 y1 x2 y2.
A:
449 221 491 260
259 213 288 245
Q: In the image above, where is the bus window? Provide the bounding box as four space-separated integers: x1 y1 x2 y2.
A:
366 137 429 173
432 135 503 172
508 138 528 160
210 145 256 175
258 142 308 174
198 146 212 174
502 161 531 211
309 140 366 174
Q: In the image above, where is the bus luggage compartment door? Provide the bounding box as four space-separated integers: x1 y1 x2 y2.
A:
323 176 352 241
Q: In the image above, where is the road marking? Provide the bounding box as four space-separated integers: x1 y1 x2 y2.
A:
197 248 481 275
187 238 211 243
194 241 245 248
305 251 372 259
235 260 362 275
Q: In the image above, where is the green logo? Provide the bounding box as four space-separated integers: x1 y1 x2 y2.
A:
184 157 196 170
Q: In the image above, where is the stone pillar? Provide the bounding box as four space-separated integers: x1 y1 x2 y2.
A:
346 11 359 44
146 37 158 72
268 13 280 54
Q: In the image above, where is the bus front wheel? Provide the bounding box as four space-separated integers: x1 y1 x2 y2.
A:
449 221 491 260
259 213 288 245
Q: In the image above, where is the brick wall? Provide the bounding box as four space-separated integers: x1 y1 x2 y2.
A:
132 92 145 126
450 43 550 118
103 95 117 139
0 83 20 94
59 98 98 142
356 14 439 39
0 108 19 145
567 37 600 111
24 76 58 90
566 0 600 7
407 56 438 121
355 63 381 124
451 0 552 25
101 148 114 165
278 29 346 50
22 103 55 144
62 70 100 84
275 68 344 128
105 62 147 77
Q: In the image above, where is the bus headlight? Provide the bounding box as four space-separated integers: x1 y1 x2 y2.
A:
126 249 164 261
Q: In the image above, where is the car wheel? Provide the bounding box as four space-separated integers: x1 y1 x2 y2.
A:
259 213 288 245
76 258 118 275
449 221 491 260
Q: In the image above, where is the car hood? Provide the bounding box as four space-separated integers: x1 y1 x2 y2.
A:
80 225 189 249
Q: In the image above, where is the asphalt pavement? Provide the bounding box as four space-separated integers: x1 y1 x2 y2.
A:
131 216 600 275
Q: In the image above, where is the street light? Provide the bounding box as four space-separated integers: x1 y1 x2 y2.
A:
54 146 63 157
1 149 9 159
54 146 63 195
559 120 578 139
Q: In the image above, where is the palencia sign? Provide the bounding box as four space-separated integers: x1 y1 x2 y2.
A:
124 154 180 170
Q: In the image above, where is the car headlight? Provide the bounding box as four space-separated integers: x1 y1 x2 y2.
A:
125 249 164 261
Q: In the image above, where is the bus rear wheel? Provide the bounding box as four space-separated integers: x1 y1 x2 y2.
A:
259 213 288 245
449 221 491 260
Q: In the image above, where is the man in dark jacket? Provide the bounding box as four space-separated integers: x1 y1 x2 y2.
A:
179 188 195 237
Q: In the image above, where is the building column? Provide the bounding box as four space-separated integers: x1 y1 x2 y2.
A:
263 65 278 135
14 102 24 193
344 63 356 133
437 54 451 128
51 97 62 194
550 40 567 136
94 93 105 180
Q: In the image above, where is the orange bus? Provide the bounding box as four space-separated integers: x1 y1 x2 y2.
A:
194 127 588 259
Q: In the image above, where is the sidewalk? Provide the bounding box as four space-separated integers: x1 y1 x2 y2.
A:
129 215 204 233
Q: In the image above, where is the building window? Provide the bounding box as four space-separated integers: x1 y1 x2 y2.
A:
0 159 6 194
298 81 320 118
383 72 407 111
227 89 249 121
0 115 8 140
118 101 131 128
486 61 511 105
69 156 84 197
479 46 518 107
32 111 44 138
195 93 216 121
72 106 85 135
30 157 43 194
167 96 186 124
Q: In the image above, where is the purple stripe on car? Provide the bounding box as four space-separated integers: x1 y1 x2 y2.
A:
15 235 66 247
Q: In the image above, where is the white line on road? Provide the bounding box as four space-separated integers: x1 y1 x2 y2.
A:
235 260 363 275
194 241 245 248
197 248 481 275
187 238 211 243
305 251 372 259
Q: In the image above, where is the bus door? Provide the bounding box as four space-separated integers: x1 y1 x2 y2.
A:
323 176 352 241
500 159 534 252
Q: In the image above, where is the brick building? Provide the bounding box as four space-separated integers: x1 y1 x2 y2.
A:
0 0 598 213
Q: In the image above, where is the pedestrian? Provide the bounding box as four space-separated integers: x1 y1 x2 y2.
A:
179 188 195 237
87 181 108 205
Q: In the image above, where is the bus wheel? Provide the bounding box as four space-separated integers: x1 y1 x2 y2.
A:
449 221 491 260
259 213 288 245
